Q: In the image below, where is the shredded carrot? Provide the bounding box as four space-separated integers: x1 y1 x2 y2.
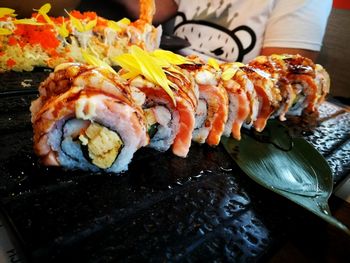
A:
139 0 155 24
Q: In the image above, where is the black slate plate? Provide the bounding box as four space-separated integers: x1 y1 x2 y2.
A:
0 72 350 262
160 34 191 51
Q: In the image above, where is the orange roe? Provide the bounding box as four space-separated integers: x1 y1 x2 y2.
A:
13 24 60 50
8 36 17 46
70 10 97 20
97 17 108 27
6 59 16 68
34 13 68 25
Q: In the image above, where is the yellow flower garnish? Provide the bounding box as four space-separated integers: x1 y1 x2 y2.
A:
271 54 290 60
85 17 97 31
152 49 188 65
36 3 54 26
222 67 239 81
207 57 220 71
221 62 245 80
118 17 131 25
82 50 117 74
232 62 245 67
108 20 122 32
113 45 176 106
113 53 141 76
0 28 12 35
132 46 176 105
58 21 69 38
67 12 97 32
38 3 51 14
68 13 85 32
108 18 130 32
13 18 45 26
0 8 16 18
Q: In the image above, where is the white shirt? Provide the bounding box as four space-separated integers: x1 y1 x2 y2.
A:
173 0 332 63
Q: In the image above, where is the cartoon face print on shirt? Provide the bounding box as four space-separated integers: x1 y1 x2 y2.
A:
173 3 256 62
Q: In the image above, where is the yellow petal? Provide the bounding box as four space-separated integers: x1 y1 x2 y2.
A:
232 62 245 67
13 18 45 26
108 18 131 32
207 57 220 71
85 17 97 31
113 53 141 75
222 67 238 81
108 20 122 32
117 17 130 25
121 70 140 80
131 46 176 105
38 3 51 14
0 28 12 35
152 49 188 65
68 12 85 32
37 3 54 26
58 21 69 38
167 79 179 90
82 50 117 74
271 54 290 60
0 8 15 18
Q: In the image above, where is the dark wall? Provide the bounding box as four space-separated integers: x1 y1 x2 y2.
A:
318 8 350 101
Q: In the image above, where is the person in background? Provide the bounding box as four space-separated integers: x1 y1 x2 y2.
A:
118 0 332 63
1 0 81 17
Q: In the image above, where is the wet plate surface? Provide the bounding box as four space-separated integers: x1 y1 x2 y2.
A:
0 72 350 262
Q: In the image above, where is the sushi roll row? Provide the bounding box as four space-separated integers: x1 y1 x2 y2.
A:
183 54 329 143
30 48 330 173
0 1 161 71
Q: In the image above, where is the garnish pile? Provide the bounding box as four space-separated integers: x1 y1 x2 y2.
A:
0 3 161 71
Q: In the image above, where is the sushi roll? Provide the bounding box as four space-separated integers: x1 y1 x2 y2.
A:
244 54 331 120
184 57 229 146
314 63 330 104
220 62 258 140
30 63 149 173
243 59 282 132
130 66 198 157
114 46 199 157
282 55 326 115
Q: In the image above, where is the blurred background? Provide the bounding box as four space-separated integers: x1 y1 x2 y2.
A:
0 0 349 102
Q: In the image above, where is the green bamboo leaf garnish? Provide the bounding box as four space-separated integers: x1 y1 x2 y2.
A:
221 120 350 235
